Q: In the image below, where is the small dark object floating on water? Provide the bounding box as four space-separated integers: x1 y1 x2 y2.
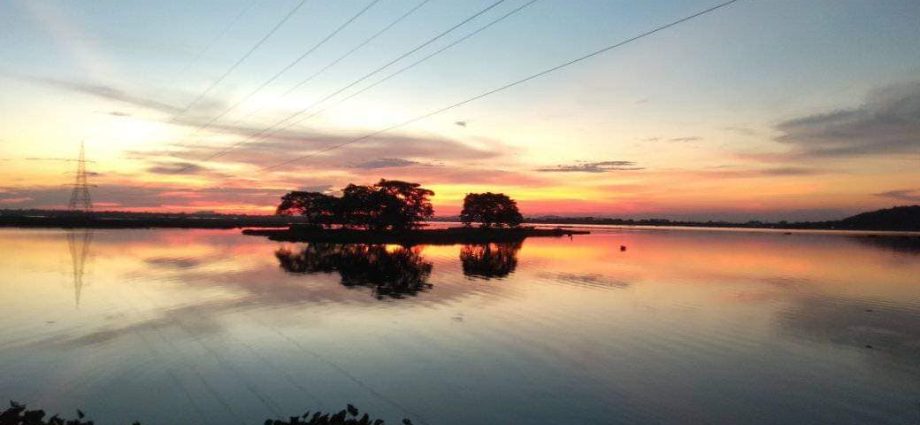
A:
620 245 627 251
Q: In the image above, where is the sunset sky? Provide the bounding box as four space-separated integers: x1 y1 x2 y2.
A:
1 0 918 220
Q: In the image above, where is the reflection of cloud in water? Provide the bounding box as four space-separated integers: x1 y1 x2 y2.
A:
29 299 238 349
759 276 809 288
144 256 203 269
725 277 809 301
780 296 920 374
156 248 503 308
42 243 490 349
538 272 630 289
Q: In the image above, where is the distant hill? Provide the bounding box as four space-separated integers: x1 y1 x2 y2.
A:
835 205 920 231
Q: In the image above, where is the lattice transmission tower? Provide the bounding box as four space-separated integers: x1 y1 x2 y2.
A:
68 141 93 211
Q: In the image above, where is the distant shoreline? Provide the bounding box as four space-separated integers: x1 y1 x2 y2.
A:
523 205 920 233
532 223 920 238
243 226 590 245
0 212 301 229
522 220 920 234
0 205 917 233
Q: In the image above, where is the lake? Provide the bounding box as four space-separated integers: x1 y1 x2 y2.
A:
0 227 918 424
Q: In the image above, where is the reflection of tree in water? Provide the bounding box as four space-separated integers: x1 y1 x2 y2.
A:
460 242 522 279
276 244 433 299
850 235 920 255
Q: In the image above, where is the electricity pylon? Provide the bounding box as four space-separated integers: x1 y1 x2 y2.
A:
68 141 93 211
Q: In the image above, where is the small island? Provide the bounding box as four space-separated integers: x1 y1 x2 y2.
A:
243 179 588 245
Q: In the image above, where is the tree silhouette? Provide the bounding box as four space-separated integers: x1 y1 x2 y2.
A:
460 192 523 228
373 179 435 230
276 179 434 231
339 184 380 229
276 191 339 228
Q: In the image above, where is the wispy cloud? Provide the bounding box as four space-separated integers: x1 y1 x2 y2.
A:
0 183 301 211
775 80 920 157
13 75 226 117
136 124 509 172
536 160 643 173
296 185 334 193
694 166 825 178
723 126 756 136
18 75 184 115
25 157 82 162
348 165 543 186
875 188 920 203
146 161 208 175
346 158 424 169
669 136 701 143
756 166 823 176
0 197 32 204
638 136 700 143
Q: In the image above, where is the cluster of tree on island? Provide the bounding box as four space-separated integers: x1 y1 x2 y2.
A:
276 179 523 229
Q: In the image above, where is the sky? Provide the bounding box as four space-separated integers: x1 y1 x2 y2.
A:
0 0 918 220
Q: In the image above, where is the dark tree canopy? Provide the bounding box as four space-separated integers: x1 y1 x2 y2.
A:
339 184 379 229
276 179 435 231
460 192 523 228
276 191 339 227
374 179 435 230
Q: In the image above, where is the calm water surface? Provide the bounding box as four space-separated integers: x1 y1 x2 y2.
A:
0 227 918 424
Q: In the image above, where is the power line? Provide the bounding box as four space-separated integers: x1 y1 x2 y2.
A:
221 0 432 129
260 0 745 172
173 0 262 78
185 0 383 135
277 0 433 101
193 0 509 164
278 0 540 136
172 0 310 120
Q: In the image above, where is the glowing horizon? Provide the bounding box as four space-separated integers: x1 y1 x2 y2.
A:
1 0 918 221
